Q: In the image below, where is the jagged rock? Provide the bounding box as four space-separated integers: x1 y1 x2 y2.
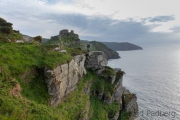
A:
84 86 91 94
22 35 33 42
112 86 124 102
104 97 112 104
123 89 138 120
85 51 107 70
44 54 86 107
59 50 67 53
16 40 24 43
109 111 120 120
84 82 91 94
110 75 116 84
10 84 22 98
98 91 104 99
80 101 90 120
54 47 61 51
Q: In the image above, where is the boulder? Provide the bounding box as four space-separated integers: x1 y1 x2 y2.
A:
59 50 67 53
85 51 107 70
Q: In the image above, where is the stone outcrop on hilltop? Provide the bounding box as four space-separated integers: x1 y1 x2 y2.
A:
44 54 86 107
50 29 80 47
22 35 42 43
0 17 23 42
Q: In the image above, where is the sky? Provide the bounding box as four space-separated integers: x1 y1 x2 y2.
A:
0 0 180 46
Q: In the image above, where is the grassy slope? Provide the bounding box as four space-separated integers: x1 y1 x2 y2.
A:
0 43 120 120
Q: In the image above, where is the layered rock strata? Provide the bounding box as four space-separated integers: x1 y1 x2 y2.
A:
44 54 86 107
85 51 138 120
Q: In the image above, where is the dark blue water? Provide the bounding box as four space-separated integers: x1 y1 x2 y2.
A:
108 46 180 120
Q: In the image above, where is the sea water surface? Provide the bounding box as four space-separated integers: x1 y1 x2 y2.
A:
108 46 180 120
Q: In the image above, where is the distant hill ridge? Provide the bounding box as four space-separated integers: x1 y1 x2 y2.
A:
103 42 143 51
80 40 120 60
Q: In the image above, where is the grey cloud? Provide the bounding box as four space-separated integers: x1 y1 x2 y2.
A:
170 26 180 33
144 15 175 22
0 1 179 47
40 13 178 46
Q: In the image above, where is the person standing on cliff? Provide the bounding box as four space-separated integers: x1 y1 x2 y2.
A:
87 43 90 52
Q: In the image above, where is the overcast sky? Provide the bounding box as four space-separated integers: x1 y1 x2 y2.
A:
0 0 180 46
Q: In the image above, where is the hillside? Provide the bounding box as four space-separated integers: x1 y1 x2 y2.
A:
103 42 143 51
0 18 138 120
80 41 120 60
44 38 120 60
0 17 23 43
0 43 137 120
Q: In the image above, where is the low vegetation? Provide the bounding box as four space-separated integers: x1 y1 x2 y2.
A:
0 17 22 42
118 110 132 120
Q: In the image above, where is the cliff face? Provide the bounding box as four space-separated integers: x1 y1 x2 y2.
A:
44 51 138 120
85 51 138 120
44 54 86 107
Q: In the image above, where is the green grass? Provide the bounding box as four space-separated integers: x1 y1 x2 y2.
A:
100 66 115 79
0 70 90 120
19 67 50 105
0 69 121 120
0 42 121 120
124 94 135 105
118 110 132 120
0 43 84 79
89 96 119 120
90 70 114 98
0 30 23 43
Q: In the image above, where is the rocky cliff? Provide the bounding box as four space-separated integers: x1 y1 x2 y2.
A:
44 55 86 107
85 51 138 120
43 50 138 120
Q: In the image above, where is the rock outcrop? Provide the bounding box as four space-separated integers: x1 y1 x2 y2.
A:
85 51 108 70
50 29 80 47
123 89 138 120
85 51 138 120
44 54 86 107
44 50 138 119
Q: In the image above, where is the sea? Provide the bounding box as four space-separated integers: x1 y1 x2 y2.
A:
108 45 180 120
